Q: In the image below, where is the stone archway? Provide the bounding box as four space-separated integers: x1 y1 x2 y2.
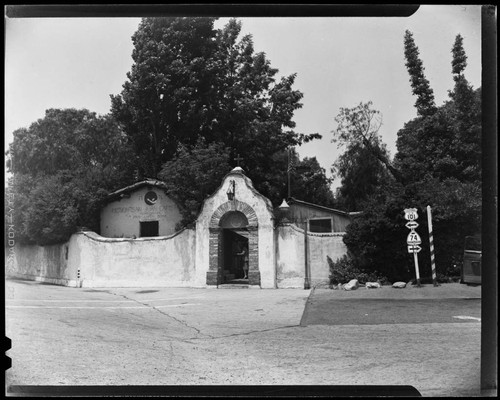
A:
206 200 260 286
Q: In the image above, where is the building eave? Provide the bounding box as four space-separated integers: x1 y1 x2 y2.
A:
287 197 361 216
105 179 169 203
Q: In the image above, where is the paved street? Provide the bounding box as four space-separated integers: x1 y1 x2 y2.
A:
5 279 483 397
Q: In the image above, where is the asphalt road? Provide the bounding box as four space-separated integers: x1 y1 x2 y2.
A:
5 279 483 397
301 286 481 326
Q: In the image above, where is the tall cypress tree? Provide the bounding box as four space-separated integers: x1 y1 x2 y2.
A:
448 34 481 182
403 30 437 117
451 33 468 78
449 34 475 116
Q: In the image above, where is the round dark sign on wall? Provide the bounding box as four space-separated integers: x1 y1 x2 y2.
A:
144 191 158 205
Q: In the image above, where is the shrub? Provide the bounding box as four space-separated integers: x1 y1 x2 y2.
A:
327 254 384 285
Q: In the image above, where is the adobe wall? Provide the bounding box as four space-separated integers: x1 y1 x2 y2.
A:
8 229 196 288
7 239 78 286
275 223 347 288
8 224 347 289
73 230 196 287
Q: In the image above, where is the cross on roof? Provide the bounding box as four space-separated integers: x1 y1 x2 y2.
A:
234 154 244 166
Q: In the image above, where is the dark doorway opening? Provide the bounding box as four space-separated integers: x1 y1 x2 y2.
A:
222 229 248 283
140 221 159 237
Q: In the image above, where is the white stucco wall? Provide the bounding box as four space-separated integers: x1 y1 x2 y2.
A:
8 240 79 286
100 187 182 238
75 230 196 287
9 229 196 288
308 230 348 285
276 223 348 288
275 224 305 288
195 168 276 288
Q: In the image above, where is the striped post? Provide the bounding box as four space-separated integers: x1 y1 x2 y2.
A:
426 205 439 287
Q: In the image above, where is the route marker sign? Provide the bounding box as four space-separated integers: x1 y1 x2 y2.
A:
404 208 421 287
408 245 422 253
405 221 419 230
404 208 419 221
407 231 422 245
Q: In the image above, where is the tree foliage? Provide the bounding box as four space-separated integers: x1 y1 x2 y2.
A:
332 140 392 211
395 83 481 184
110 17 220 177
342 182 411 282
403 30 437 117
111 17 325 206
288 150 335 207
334 33 481 282
6 109 136 245
451 34 467 77
332 101 402 183
158 139 231 227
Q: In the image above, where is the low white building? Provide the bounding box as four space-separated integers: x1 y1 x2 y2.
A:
100 180 183 238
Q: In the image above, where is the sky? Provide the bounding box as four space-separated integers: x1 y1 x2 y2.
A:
4 5 482 189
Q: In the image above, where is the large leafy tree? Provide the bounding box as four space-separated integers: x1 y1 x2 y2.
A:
6 109 136 245
111 17 323 206
110 17 219 178
332 140 392 211
332 101 402 183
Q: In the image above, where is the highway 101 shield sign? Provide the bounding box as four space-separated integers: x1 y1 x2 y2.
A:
404 208 418 221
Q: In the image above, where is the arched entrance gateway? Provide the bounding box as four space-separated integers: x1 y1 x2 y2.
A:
207 200 260 286
196 166 276 288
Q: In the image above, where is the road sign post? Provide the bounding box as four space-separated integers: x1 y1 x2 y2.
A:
413 252 420 284
404 208 422 287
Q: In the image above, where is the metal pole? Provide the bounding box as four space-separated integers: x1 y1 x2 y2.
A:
426 205 439 287
413 251 421 287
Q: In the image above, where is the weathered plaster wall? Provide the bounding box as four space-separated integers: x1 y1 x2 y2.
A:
8 240 78 286
75 230 196 287
276 224 348 288
195 169 276 288
8 223 347 289
9 229 196 288
307 230 348 285
100 187 182 238
275 224 305 288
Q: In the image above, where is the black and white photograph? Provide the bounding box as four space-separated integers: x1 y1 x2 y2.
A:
4 4 496 397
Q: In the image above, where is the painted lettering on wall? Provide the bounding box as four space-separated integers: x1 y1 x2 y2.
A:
110 204 173 219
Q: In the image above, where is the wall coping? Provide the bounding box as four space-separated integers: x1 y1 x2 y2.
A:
279 223 346 237
78 228 193 243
